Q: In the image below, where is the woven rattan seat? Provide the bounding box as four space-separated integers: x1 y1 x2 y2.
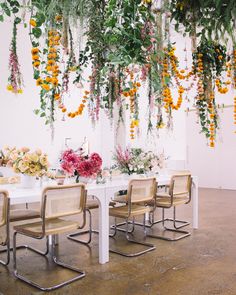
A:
10 209 40 222
156 196 189 207
14 218 79 237
109 204 151 218
113 193 127 203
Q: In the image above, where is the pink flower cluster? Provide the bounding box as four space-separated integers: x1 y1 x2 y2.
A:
60 149 102 178
114 146 131 165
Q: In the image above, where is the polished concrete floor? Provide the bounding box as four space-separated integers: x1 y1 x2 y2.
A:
1 188 236 295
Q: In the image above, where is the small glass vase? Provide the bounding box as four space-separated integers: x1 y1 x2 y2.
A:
21 174 36 188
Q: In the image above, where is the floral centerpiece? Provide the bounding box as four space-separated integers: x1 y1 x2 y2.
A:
60 149 102 182
4 146 49 177
113 146 167 175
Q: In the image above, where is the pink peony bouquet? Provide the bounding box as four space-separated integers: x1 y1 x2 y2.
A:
60 149 102 178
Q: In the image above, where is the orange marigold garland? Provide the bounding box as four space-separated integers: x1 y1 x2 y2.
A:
32 28 61 124
121 69 141 140
67 90 90 118
193 40 227 140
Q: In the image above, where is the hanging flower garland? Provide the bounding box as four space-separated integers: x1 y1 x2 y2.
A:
1 0 236 146
192 40 227 146
7 18 23 94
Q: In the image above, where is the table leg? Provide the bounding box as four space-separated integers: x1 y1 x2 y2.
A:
48 234 59 245
192 176 199 229
96 194 109 264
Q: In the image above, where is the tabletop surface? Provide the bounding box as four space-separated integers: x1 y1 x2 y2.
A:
0 174 171 201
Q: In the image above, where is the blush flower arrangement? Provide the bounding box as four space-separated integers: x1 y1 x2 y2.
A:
113 146 167 175
60 149 102 180
4 146 49 177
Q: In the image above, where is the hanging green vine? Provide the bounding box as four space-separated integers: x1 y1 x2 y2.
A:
1 0 236 145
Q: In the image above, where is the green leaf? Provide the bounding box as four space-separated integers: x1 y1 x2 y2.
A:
1 3 11 16
12 7 19 13
35 12 45 26
0 15 4 22
33 70 40 80
12 1 20 7
14 17 21 24
32 27 42 38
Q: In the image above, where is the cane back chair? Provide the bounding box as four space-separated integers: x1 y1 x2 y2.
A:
109 178 157 257
12 184 87 291
0 189 42 266
147 173 192 241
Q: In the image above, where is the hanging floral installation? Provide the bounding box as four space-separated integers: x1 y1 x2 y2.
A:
7 17 24 94
1 0 236 146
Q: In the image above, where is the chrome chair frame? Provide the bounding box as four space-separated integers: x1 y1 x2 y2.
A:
110 215 156 257
13 232 84 291
0 191 49 266
109 178 157 257
12 184 87 291
147 175 192 241
67 208 99 245
67 198 116 245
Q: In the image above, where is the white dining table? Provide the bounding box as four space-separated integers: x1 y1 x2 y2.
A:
1 175 198 264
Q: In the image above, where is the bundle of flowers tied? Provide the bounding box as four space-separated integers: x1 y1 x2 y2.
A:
60 149 102 181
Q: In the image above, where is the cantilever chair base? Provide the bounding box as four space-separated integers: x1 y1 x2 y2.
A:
67 229 99 245
147 228 190 241
13 232 85 291
109 217 156 257
0 240 10 266
147 207 191 241
0 236 49 264
68 199 116 245
109 237 156 257
117 216 190 230
67 208 99 245
152 218 190 229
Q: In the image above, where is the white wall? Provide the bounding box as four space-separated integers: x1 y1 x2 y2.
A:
186 105 236 189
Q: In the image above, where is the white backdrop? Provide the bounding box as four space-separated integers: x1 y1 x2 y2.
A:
186 106 236 189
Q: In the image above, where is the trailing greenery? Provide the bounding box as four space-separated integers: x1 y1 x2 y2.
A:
170 0 236 43
1 0 236 145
